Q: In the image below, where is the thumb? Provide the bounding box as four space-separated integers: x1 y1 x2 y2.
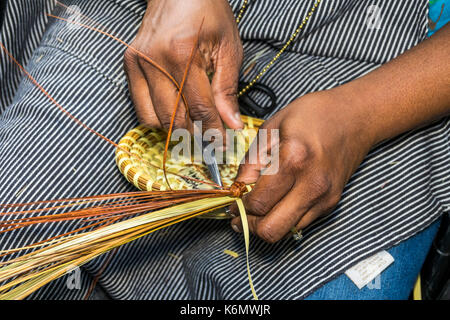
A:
211 42 244 130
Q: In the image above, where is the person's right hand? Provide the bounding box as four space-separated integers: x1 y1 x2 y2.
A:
124 0 244 134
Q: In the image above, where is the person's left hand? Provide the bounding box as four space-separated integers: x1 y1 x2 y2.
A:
229 89 375 243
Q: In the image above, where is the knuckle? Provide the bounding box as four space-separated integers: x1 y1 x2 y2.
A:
160 118 172 129
167 39 192 64
135 111 160 128
310 173 332 198
169 49 187 65
256 223 278 244
158 111 186 130
136 52 152 70
312 173 331 195
189 104 216 123
172 114 187 130
123 49 136 69
326 192 341 209
158 114 171 129
133 46 160 71
282 141 311 170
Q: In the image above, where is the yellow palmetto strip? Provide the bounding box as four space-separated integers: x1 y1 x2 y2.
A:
236 198 258 300
223 249 239 258
0 234 82 255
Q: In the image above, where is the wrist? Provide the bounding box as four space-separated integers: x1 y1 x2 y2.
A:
320 86 379 152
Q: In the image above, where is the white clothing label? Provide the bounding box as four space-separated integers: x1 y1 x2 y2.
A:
345 250 394 289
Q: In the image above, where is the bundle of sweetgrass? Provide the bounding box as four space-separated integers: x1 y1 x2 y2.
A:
0 6 260 300
0 187 255 300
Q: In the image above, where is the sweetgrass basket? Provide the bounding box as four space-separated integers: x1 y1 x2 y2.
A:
115 115 263 218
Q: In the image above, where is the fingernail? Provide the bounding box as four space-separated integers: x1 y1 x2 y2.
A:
232 224 241 233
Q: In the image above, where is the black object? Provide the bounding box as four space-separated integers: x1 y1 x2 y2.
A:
421 211 450 300
238 81 277 118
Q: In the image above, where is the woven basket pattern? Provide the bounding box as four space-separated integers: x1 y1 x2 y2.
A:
116 115 263 192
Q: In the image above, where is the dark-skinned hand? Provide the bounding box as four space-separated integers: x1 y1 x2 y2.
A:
228 24 450 242
229 90 374 243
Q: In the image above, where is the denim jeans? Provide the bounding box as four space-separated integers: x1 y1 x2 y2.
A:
305 218 441 300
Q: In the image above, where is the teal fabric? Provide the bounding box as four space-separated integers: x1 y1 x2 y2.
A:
428 0 450 36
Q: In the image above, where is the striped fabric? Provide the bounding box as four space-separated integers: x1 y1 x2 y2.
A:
0 0 448 299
